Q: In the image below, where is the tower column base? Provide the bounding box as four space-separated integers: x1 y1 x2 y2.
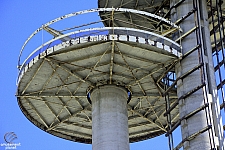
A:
91 85 130 150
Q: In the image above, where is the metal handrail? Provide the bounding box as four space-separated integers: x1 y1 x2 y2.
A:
18 27 181 71
18 8 181 68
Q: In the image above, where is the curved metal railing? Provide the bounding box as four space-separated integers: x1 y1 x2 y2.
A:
18 8 182 68
17 8 182 85
17 27 182 85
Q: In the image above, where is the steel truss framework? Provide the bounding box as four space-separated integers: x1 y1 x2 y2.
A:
16 0 225 149
98 0 225 149
17 8 182 143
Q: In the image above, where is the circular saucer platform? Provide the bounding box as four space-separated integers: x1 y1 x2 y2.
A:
17 8 181 143
98 0 179 39
98 0 225 50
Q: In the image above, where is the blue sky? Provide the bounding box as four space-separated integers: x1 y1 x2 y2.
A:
0 1 209 150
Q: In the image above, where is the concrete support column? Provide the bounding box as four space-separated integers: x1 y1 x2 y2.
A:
171 0 224 149
91 85 130 150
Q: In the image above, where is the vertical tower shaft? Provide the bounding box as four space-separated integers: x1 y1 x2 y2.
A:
91 85 130 150
171 0 224 149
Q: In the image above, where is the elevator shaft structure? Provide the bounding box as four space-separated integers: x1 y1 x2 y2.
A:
16 0 225 150
171 0 223 149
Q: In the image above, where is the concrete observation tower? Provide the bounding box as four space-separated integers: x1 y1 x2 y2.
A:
17 0 225 150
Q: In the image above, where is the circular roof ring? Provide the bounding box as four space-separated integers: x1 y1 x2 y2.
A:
17 9 181 144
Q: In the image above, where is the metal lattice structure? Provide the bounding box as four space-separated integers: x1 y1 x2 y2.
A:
17 8 182 143
98 0 225 149
17 0 225 149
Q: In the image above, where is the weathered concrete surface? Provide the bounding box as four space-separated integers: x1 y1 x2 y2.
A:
171 0 224 149
91 85 130 150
